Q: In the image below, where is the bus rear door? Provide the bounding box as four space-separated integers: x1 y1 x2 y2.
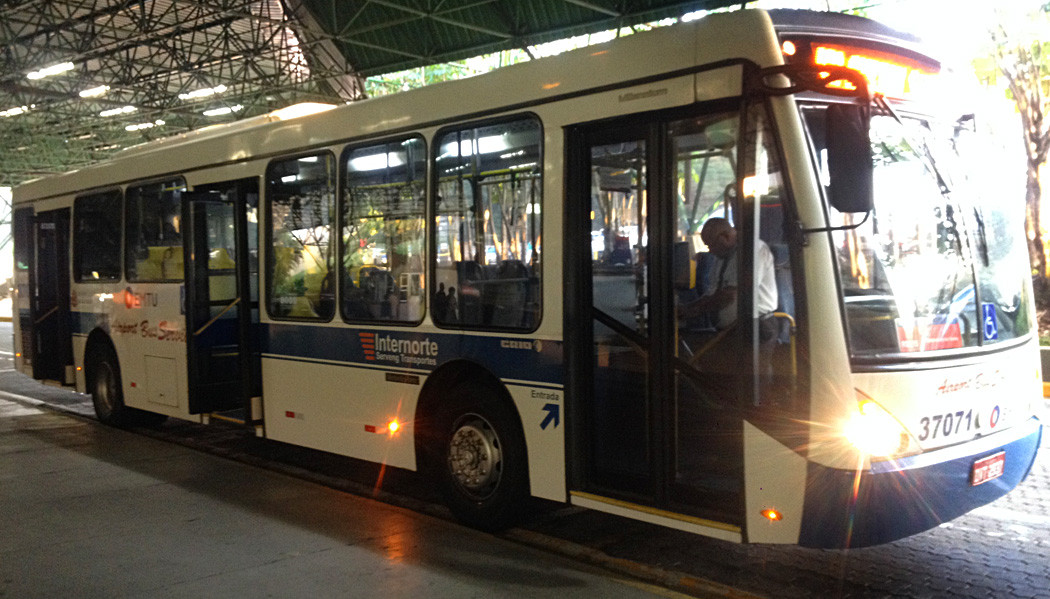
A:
30 208 74 384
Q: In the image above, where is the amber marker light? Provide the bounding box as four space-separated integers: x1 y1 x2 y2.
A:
761 508 783 522
387 419 401 435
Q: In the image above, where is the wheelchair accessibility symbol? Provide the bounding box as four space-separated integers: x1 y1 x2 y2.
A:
982 303 998 341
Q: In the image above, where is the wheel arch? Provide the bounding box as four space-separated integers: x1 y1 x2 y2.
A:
413 359 527 473
83 328 118 389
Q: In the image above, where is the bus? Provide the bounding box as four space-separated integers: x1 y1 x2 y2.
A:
12 8 1042 548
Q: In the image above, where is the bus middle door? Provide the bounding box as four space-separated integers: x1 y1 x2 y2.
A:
183 180 259 420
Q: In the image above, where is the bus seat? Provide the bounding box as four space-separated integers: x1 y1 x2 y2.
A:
454 261 484 324
359 268 397 318
208 248 235 270
490 260 529 327
678 252 718 331
498 259 528 279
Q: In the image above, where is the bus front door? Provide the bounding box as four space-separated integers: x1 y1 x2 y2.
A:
183 180 260 420
567 113 752 528
30 208 73 383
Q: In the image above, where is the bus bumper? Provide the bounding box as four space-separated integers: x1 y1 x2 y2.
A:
798 417 1042 548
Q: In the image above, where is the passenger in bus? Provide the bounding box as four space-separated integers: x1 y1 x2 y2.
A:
680 218 777 330
446 286 459 322
433 282 448 322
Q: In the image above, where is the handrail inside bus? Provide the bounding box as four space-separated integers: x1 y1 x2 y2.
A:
33 306 59 325
194 297 241 337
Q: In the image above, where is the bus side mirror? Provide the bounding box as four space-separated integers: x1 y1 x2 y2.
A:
826 104 874 214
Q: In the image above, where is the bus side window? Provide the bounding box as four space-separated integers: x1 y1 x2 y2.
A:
432 116 543 330
73 190 123 282
266 153 336 321
340 137 426 324
125 178 186 282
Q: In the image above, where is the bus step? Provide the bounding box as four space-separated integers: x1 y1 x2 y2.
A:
208 409 247 425
208 407 265 427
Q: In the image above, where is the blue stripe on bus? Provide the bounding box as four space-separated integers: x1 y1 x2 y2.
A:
61 314 565 385
798 418 1042 548
263 323 565 386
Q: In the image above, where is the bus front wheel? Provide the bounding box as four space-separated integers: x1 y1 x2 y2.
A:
435 384 529 531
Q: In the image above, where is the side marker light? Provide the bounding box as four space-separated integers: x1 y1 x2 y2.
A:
761 508 783 522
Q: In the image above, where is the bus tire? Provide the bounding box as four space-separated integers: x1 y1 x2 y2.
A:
88 347 166 428
435 384 529 532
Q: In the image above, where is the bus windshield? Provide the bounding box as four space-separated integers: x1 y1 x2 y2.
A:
805 108 1033 358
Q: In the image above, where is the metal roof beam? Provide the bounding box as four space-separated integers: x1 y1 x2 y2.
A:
365 0 513 40
561 0 622 18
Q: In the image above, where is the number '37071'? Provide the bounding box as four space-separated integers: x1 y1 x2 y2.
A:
917 409 982 441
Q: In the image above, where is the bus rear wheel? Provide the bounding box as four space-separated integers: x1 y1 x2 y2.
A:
88 347 166 428
434 384 528 531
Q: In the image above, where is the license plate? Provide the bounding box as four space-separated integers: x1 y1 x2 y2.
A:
971 451 1005 486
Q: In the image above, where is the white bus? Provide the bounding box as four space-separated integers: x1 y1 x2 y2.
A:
12 9 1042 547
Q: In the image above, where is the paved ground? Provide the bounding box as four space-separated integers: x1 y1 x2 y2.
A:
0 395 694 599
2 322 1048 598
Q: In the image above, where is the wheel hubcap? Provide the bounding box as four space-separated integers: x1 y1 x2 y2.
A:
447 415 502 499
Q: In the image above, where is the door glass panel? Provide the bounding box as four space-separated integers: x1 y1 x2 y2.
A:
670 107 800 493
187 194 243 414
670 112 744 489
204 201 238 305
589 139 650 481
747 108 798 415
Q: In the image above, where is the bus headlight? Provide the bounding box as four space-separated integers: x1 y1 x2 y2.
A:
844 399 909 457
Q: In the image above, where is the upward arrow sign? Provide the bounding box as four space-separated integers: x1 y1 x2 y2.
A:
540 403 560 430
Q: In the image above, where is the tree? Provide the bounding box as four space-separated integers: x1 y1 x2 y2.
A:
990 6 1050 281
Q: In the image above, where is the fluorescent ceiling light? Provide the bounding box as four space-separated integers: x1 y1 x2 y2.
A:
79 85 110 98
125 119 165 132
269 102 336 121
349 152 405 172
1 105 32 118
27 62 74 80
179 84 228 100
202 104 243 117
100 105 137 117
440 135 509 158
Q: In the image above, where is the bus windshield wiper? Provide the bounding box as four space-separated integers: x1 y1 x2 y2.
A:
873 94 952 195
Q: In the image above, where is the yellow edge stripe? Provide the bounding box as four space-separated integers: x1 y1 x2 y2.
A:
207 413 247 425
570 491 742 534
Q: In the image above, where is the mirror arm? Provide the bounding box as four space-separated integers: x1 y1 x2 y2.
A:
749 64 872 101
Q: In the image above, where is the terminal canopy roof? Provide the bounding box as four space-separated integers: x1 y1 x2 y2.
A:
0 0 743 189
